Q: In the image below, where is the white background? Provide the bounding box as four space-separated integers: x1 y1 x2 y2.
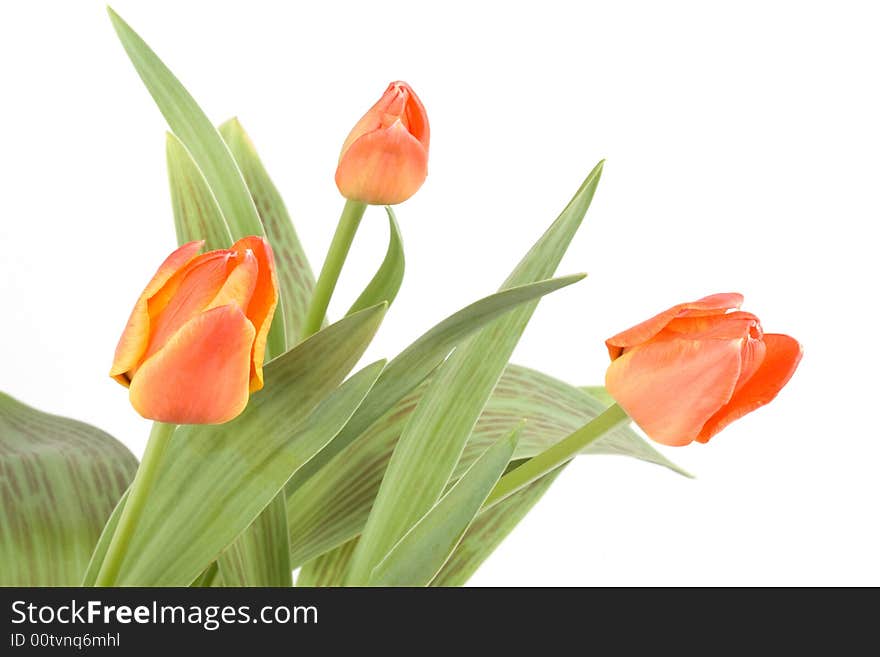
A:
1 1 877 585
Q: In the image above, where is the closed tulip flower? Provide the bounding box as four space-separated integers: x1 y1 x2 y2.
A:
110 237 278 425
605 293 802 446
335 81 430 205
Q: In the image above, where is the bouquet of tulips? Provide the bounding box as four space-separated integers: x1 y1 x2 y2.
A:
0 9 801 588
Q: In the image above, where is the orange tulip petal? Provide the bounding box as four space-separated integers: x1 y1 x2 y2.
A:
398 82 429 148
335 122 429 205
606 293 744 359
663 311 760 340
110 240 204 385
129 305 256 424
231 236 279 392
206 249 258 312
697 334 802 443
339 88 396 158
339 82 429 158
731 335 766 397
143 251 234 362
606 337 744 446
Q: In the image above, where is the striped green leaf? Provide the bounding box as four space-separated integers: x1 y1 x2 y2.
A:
296 539 358 587
80 489 126 586
108 8 262 240
107 7 286 359
0 393 136 585
84 494 229 589
346 162 604 584
213 118 317 586
347 207 405 315
166 132 232 250
430 467 565 586
285 275 585 498
286 364 685 569
581 385 615 407
368 430 519 586
191 562 222 587
219 118 317 343
105 308 385 586
218 492 292 587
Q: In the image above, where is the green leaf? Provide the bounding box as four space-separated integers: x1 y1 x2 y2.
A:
108 8 262 240
475 367 690 477
219 118 317 343
107 308 386 586
0 393 136 585
212 118 318 585
346 162 604 584
430 467 564 587
107 7 286 359
296 538 358 587
81 489 126 586
286 363 685 568
581 385 615 407
347 207 405 315
166 132 232 250
285 274 585 498
368 430 519 586
191 562 222 587
218 495 291 587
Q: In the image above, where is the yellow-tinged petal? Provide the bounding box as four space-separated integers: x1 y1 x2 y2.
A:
142 251 234 362
205 249 258 312
110 240 204 385
231 236 279 392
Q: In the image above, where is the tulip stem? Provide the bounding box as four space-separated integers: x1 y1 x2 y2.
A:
482 403 630 511
300 199 368 341
94 421 177 586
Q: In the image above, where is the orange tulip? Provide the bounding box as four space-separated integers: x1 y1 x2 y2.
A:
110 237 278 425
605 293 802 446
335 81 430 205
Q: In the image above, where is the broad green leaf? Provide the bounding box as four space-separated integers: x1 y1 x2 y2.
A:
191 562 222 587
286 363 685 568
213 118 316 585
368 430 519 587
166 132 232 250
219 118 317 343
347 207 405 315
107 8 286 358
581 385 615 407
296 538 358 587
346 162 604 583
108 308 386 586
481 403 630 511
218 494 291 587
81 489 127 586
430 467 564 587
285 274 585 496
82 490 228 587
108 8 262 240
469 367 690 479
0 393 136 585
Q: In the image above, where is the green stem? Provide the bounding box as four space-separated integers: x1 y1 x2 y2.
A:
300 199 368 340
482 403 630 510
94 422 176 586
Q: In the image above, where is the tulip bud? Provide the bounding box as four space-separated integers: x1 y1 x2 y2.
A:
605 293 802 446
335 81 430 205
110 237 279 424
